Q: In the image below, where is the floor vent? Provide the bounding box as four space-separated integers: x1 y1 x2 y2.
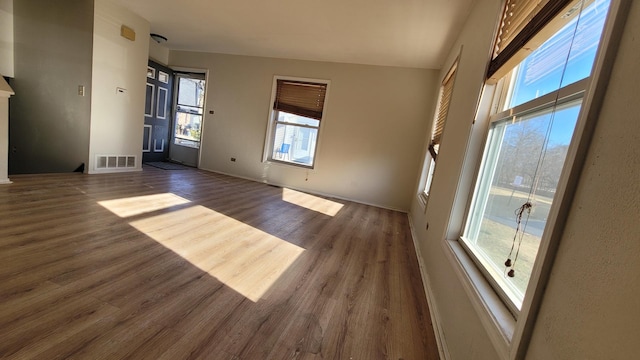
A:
96 155 137 170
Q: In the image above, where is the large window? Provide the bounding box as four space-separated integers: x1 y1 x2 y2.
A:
265 77 329 168
421 59 458 200
462 0 611 313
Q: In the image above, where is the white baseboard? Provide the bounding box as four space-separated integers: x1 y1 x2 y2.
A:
408 215 450 360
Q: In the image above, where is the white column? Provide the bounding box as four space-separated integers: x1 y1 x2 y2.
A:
0 76 14 184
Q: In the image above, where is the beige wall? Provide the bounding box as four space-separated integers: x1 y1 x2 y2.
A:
88 0 150 173
170 51 438 211
410 0 640 359
0 0 13 77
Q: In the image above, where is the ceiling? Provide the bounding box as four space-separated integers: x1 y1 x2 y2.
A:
111 0 475 69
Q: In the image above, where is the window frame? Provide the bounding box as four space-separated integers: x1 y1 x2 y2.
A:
263 75 330 169
442 0 630 359
460 77 588 315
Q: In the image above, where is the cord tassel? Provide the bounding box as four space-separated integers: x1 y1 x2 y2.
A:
505 202 532 278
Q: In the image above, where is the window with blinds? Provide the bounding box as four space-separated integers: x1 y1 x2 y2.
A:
420 59 458 200
265 77 329 168
462 0 612 314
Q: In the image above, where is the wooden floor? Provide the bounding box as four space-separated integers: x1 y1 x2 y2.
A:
0 166 439 360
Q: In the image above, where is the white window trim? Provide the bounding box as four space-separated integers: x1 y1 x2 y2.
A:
262 75 330 170
443 1 629 358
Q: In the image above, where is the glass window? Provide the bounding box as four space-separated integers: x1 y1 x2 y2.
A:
506 1 610 109
462 0 610 313
174 74 206 149
464 99 581 308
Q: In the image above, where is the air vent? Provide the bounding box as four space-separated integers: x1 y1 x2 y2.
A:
96 155 136 170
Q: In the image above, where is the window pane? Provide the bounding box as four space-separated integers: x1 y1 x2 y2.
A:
272 123 318 167
423 156 436 196
177 78 205 108
464 100 581 309
174 112 202 148
277 112 320 127
508 0 609 108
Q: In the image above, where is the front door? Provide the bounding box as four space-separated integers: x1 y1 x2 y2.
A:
169 72 206 167
143 60 173 163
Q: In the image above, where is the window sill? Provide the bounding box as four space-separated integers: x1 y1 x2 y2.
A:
266 158 314 170
442 239 515 360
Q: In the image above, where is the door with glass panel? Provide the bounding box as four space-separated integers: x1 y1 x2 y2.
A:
169 72 206 167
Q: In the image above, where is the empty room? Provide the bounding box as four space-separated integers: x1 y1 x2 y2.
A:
0 0 638 359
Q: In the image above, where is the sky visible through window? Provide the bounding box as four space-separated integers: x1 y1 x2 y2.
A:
508 0 610 146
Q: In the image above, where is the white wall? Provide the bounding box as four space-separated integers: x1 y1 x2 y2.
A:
410 0 640 359
169 51 438 211
0 0 13 77
89 0 150 173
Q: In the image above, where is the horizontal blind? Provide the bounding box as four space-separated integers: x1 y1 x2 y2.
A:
430 61 457 158
488 0 576 80
493 0 550 59
274 80 327 120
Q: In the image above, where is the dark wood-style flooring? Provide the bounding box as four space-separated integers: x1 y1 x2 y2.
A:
0 166 438 359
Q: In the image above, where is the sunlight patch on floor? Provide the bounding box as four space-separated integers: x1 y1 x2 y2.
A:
127 205 304 302
98 193 191 218
281 188 343 216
